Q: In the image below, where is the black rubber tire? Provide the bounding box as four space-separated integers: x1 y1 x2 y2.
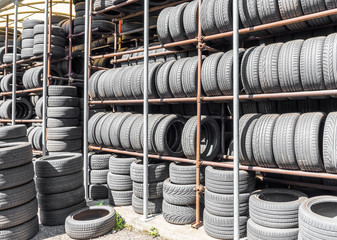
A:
47 107 79 119
200 0 219 36
88 112 106 145
34 34 66 47
278 0 308 31
47 127 82 140
252 114 280 168
169 162 203 184
323 33 337 90
107 172 132 191
300 0 330 27
132 181 163 199
33 24 65 37
22 39 34 48
109 156 135 175
90 169 109 184
132 194 162 215
40 200 86 226
89 154 110 170
22 19 43 29
162 200 195 225
129 115 144 152
119 114 142 151
182 116 220 161
47 96 78 107
169 58 189 98
22 29 34 39
205 166 255 194
157 7 174 47
37 186 84 211
109 112 132 149
322 112 337 173
0 142 32 170
108 190 133 206
130 160 169 183
0 216 39 240
33 44 65 58
0 125 26 140
325 0 337 22
294 112 326 172
65 206 116 239
46 139 81 152
36 171 83 195
47 118 79 128
182 56 199 97
201 52 223 96
48 86 77 97
155 60 175 98
163 178 195 205
89 184 108 200
34 153 83 177
0 162 34 190
183 0 198 39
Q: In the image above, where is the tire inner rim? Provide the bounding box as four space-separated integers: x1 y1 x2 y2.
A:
73 209 110 221
311 202 337 218
259 192 298 202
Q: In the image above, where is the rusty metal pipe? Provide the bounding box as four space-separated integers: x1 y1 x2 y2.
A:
92 0 139 15
0 88 43 97
0 119 43 123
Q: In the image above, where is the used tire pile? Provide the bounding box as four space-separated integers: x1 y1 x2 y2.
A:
204 166 255 239
108 156 135 206
247 188 308 240
162 163 199 225
0 72 24 92
27 126 42 150
46 86 82 154
22 19 43 59
89 154 110 200
22 66 65 89
131 160 169 215
35 153 86 225
0 98 33 120
239 112 337 173
0 125 39 239
298 195 337 239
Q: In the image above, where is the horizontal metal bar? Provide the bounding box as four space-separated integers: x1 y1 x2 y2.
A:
0 87 43 96
120 24 156 36
89 97 197 104
32 150 42 155
0 55 43 69
0 119 43 123
92 0 139 15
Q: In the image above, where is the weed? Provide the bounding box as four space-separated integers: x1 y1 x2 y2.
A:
148 226 159 237
96 201 104 206
125 224 133 231
113 212 125 231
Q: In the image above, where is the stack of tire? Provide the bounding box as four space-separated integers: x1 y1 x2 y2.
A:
35 153 86 225
46 86 82 154
89 154 110 200
0 125 39 239
22 66 65 89
33 24 66 59
298 195 337 239
162 162 200 225
108 156 135 206
204 166 255 239
22 19 43 59
247 188 308 240
131 160 169 215
27 126 42 150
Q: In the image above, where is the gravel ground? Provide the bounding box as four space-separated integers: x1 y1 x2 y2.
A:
32 224 164 240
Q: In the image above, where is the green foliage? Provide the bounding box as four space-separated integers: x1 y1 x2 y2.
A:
125 224 133 231
148 226 159 237
113 212 125 231
96 201 104 206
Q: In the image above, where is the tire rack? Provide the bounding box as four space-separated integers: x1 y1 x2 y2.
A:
83 0 337 236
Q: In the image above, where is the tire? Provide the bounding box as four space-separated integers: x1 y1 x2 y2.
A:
325 0 337 22
205 189 249 217
33 44 65 58
47 139 81 152
169 162 203 184
250 188 308 229
252 114 280 168
22 29 34 39
132 194 162 215
48 86 77 97
155 60 175 98
157 7 174 46
89 154 110 170
130 160 169 183
47 118 79 128
162 200 195 225
33 24 65 37
200 0 218 36
259 43 283 93
0 216 39 240
108 112 132 149
278 0 308 31
182 116 220 161
300 37 326 91
0 162 34 190
163 178 195 205
300 0 330 26
295 112 326 172
34 34 66 46
36 171 83 195
129 115 144 152
247 218 299 240
108 190 133 206
0 125 26 140
47 127 82 140
37 186 84 210
0 142 32 169
169 58 189 98
257 0 287 34
183 0 198 39
34 153 83 177
119 114 142 151
22 39 34 48
323 33 337 90
322 112 337 173
47 107 80 119
21 48 34 59
109 156 135 175
132 181 163 199
88 112 106 145
23 19 43 29
90 169 109 184
47 96 78 107
89 184 108 200
205 166 255 194
107 172 132 191
65 206 116 239
203 209 248 239
201 53 223 96
181 56 199 97
40 200 86 226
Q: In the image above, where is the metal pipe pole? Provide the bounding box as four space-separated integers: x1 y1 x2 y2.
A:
42 0 49 156
232 0 240 238
68 0 73 84
11 0 18 126
142 0 149 221
4 15 8 77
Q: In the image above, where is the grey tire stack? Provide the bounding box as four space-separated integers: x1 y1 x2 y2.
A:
298 195 337 239
204 166 255 239
89 154 111 200
27 126 42 150
247 188 308 240
35 153 86 225
22 19 43 59
108 156 135 206
0 125 39 239
162 163 199 225
46 86 82 154
131 160 169 215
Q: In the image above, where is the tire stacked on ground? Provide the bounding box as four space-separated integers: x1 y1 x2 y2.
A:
131 160 169 215
108 156 135 206
33 24 66 59
162 162 200 225
247 188 308 240
21 19 43 59
35 153 86 225
204 166 255 239
89 154 111 200
0 125 39 239
46 86 82 154
298 195 337 239
0 125 28 143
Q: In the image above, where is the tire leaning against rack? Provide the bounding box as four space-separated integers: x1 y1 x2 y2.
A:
323 112 337 173
323 33 337 90
200 0 218 36
169 58 189 98
214 0 232 33
201 52 224 96
157 7 174 46
183 0 198 39
119 114 142 151
155 60 175 98
182 56 199 97
300 0 330 27
278 0 308 31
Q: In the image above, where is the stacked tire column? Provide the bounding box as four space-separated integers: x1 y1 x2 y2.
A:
21 19 43 59
35 153 86 225
89 154 110 200
204 166 255 239
108 156 135 206
162 162 201 225
46 86 82 154
0 126 38 239
131 160 169 215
